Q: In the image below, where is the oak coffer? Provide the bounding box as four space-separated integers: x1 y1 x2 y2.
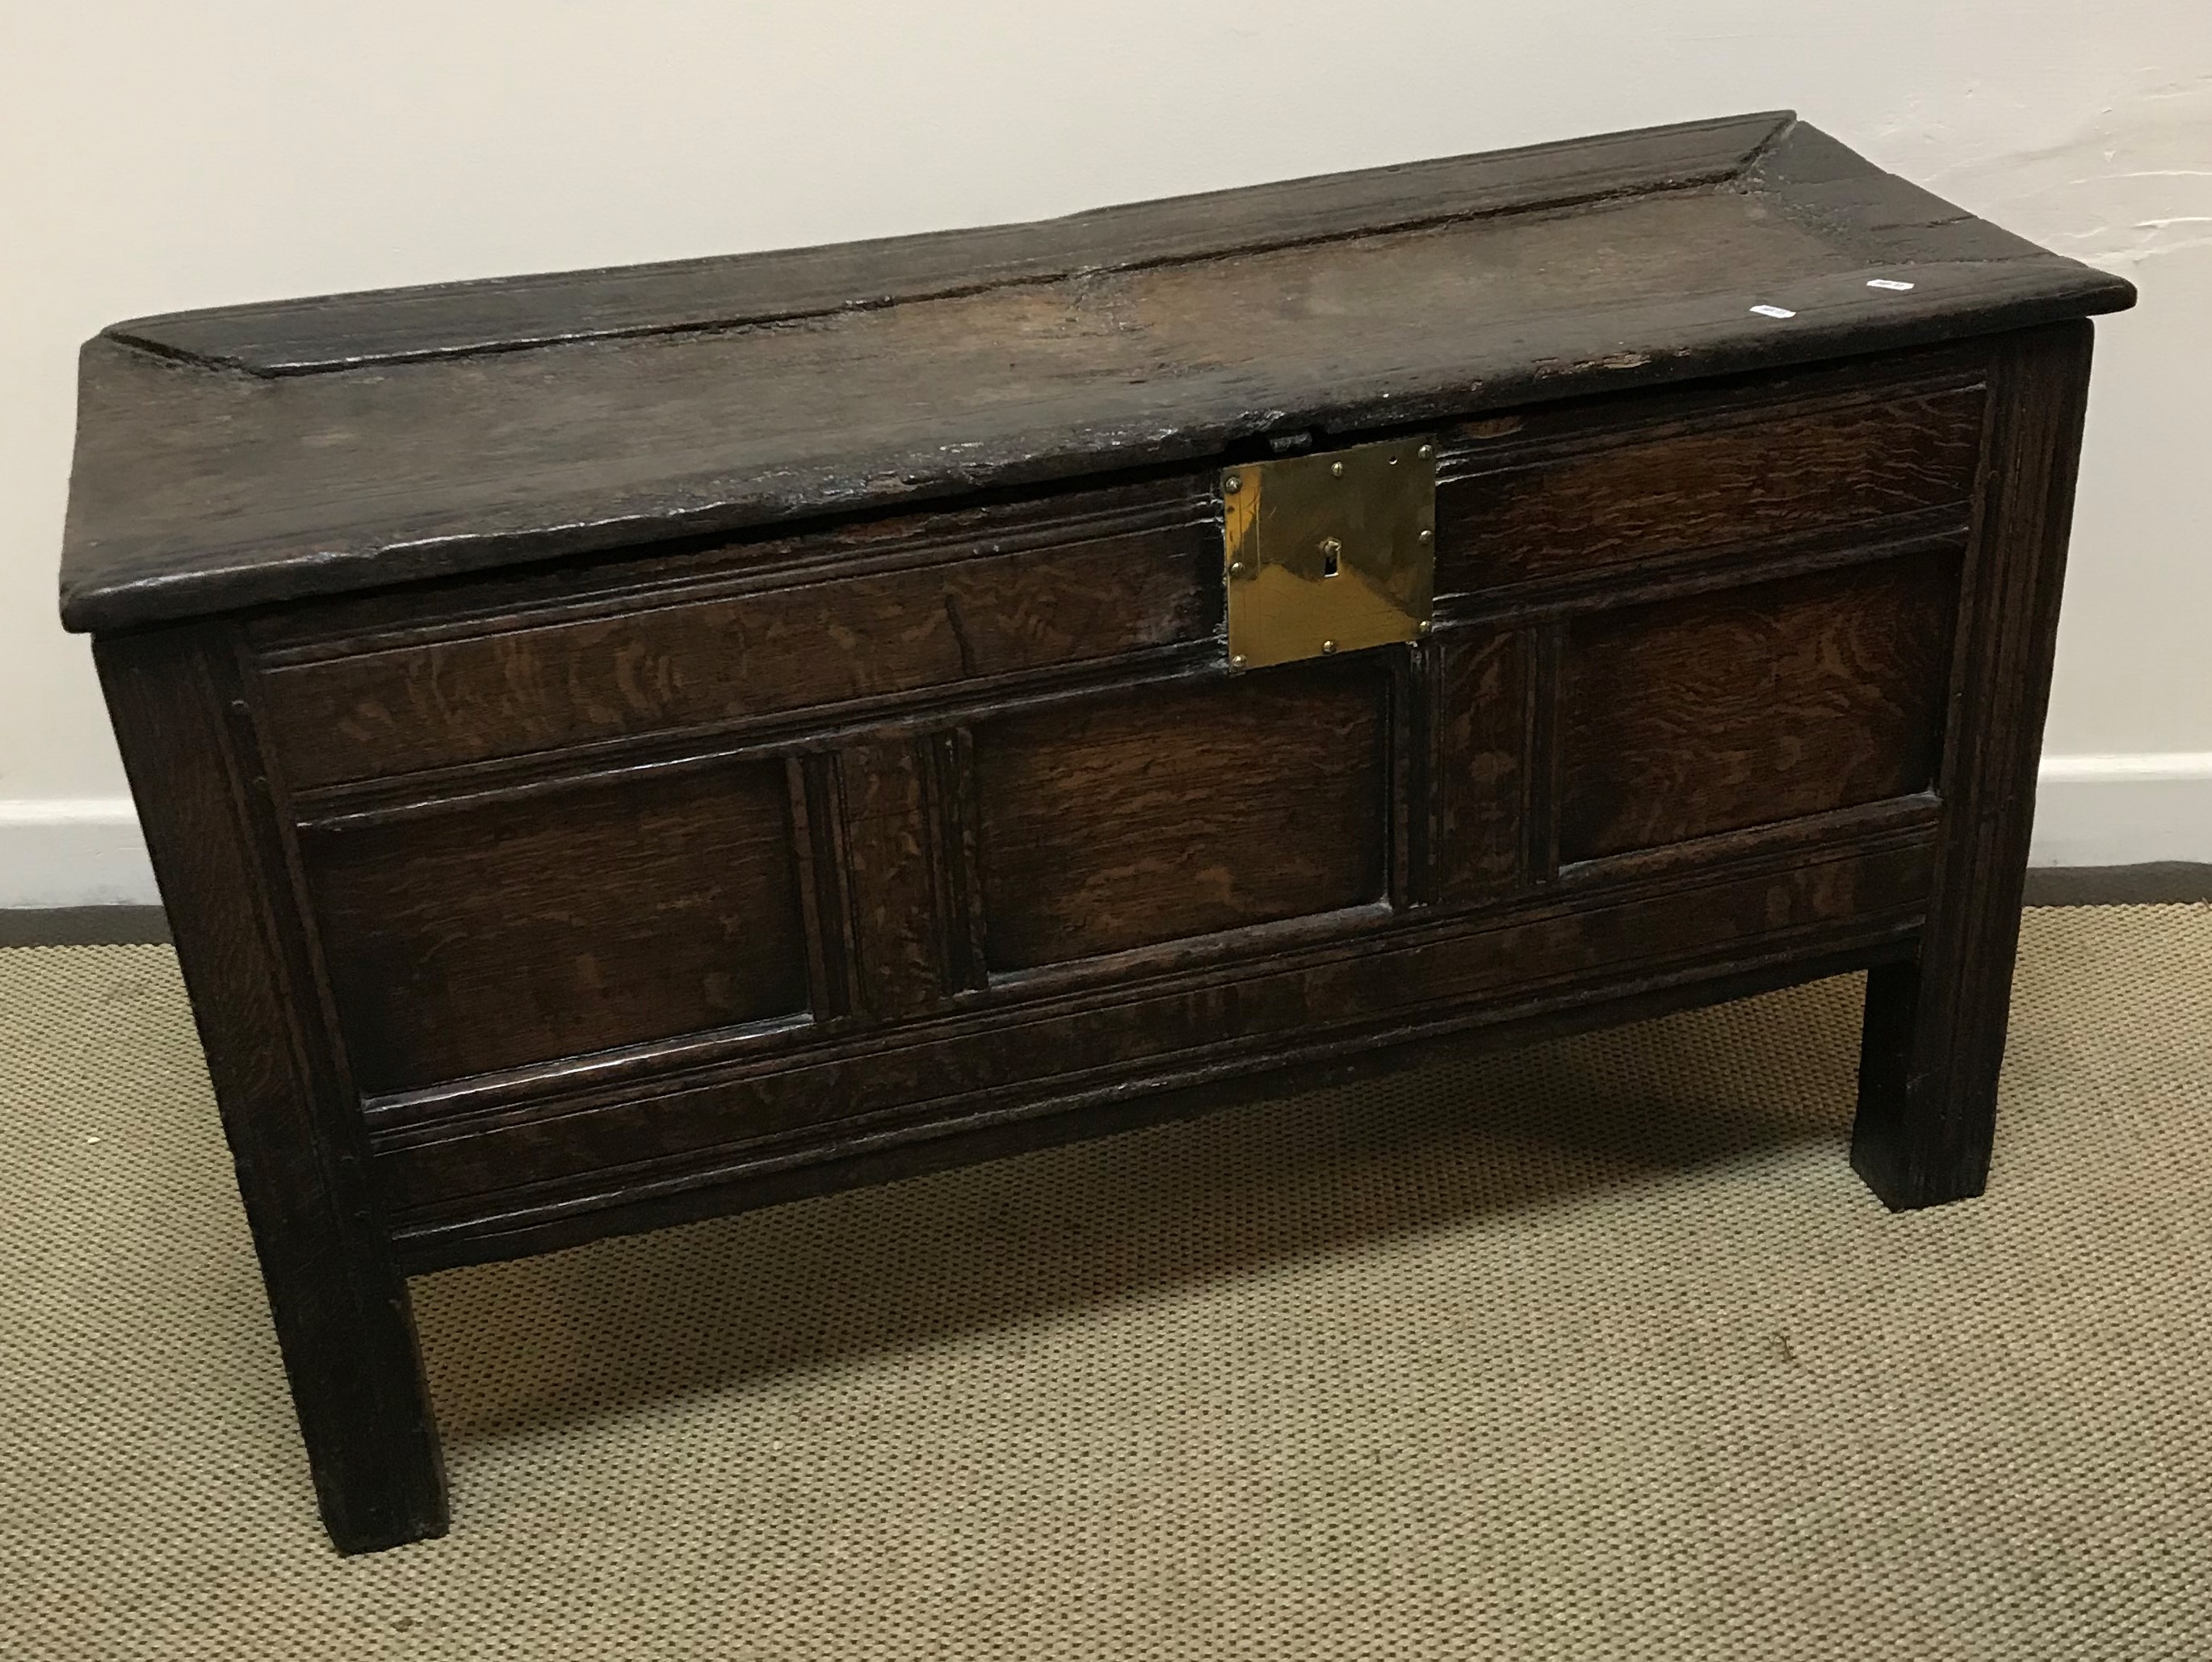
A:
60 111 2134 1551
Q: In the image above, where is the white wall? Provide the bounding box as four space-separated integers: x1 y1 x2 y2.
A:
3 2 2206 903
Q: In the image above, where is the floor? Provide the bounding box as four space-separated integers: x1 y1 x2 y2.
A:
4 904 2208 1659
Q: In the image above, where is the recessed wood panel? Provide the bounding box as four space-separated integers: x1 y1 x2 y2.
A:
971 662 1389 972
304 762 808 1093
258 519 1215 787
1438 384 1984 594
1559 552 1959 861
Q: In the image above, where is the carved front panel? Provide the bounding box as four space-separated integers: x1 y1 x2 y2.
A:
258 351 1995 1232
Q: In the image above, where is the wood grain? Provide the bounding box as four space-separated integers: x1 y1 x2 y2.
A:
390 934 1922 1277
303 759 808 1093
371 835 1936 1231
1557 551 1960 861
94 626 447 1553
112 113 1794 375
57 117 2125 1551
258 516 1217 788
1437 383 1983 593
1429 625 1528 904
970 661 1389 971
58 120 2130 632
836 736 958 1022
1853 323 2098 1208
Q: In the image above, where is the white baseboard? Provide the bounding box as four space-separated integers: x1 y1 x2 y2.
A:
0 799 160 908
2 758 2206 909
2027 753 2212 869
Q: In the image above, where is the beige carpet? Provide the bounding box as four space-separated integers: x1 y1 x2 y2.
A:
4 906 2209 1660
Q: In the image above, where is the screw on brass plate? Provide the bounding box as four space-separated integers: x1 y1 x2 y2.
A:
1331 461 1345 477
1417 444 1433 460
1419 528 1433 544
1224 473 1242 493
1417 620 1433 638
1231 653 1248 668
1229 561 1248 576
1322 640 1338 654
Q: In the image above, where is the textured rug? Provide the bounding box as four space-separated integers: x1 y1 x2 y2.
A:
3 906 2208 1659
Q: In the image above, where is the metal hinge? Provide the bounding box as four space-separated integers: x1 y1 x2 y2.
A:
1221 436 1437 670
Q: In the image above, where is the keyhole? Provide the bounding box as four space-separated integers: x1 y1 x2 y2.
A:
1320 537 1341 577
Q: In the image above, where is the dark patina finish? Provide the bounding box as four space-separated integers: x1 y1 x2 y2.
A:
64 111 2132 1551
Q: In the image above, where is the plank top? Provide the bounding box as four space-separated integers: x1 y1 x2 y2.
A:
61 112 2134 632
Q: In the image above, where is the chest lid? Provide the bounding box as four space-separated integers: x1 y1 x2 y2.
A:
61 111 2133 633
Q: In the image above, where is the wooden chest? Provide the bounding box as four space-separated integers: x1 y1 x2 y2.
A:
61 112 2132 1551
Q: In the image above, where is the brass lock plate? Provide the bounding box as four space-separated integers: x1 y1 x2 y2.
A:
1222 436 1436 670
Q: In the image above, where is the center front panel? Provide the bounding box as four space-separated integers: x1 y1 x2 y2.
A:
967 659 1393 973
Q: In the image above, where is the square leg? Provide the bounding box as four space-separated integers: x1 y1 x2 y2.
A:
1852 951 2013 1210
1848 322 2097 1213
99 627 448 1552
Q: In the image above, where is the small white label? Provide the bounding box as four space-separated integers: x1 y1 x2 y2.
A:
1749 304 1796 319
1867 278 1917 292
